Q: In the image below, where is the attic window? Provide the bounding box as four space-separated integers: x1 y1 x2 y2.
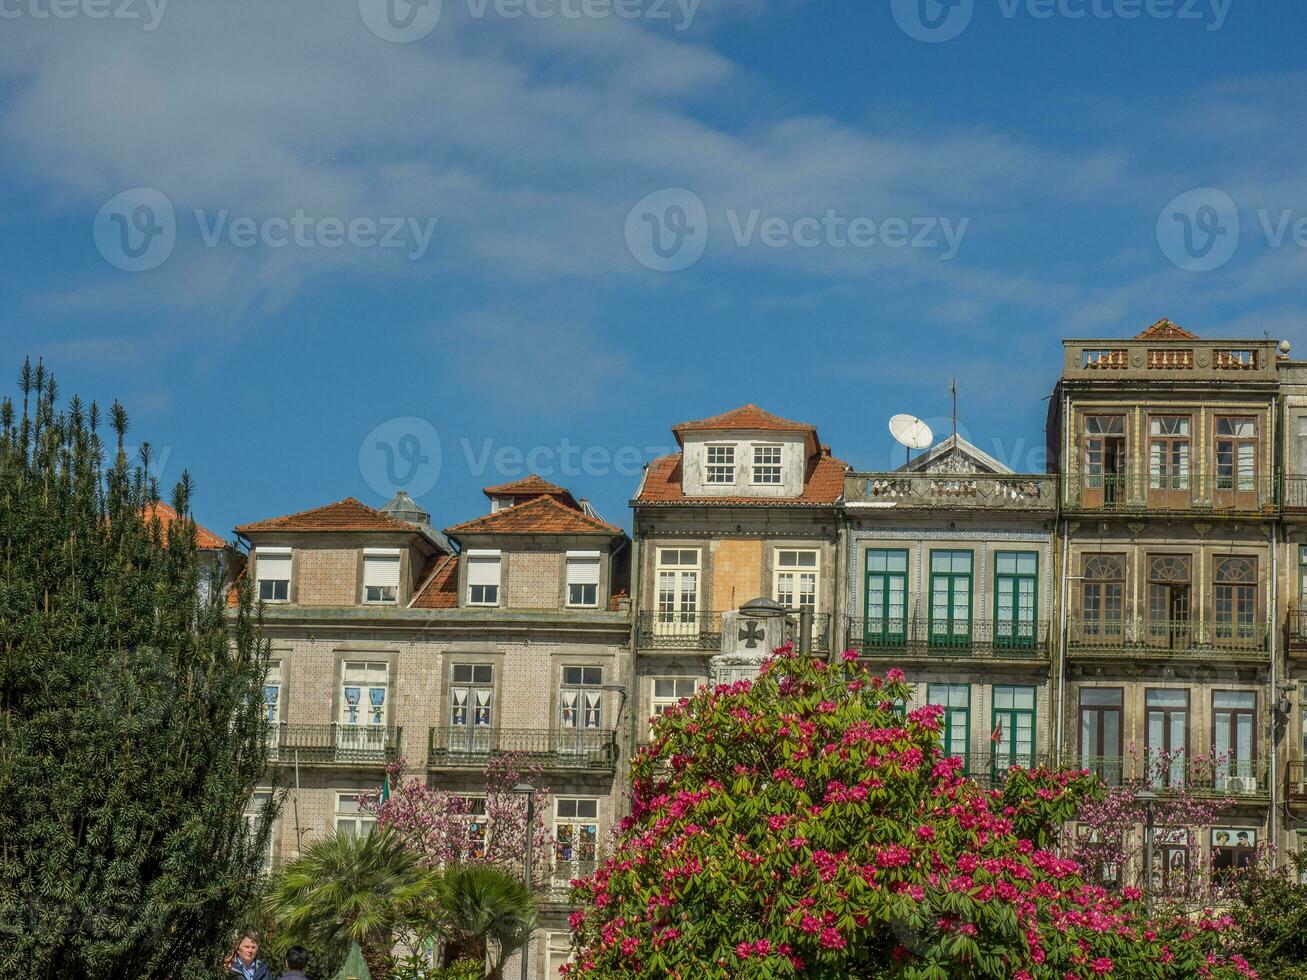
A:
752 445 782 485
363 549 401 604
706 445 735 484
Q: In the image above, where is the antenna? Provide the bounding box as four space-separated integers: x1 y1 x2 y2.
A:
889 414 934 467
950 379 958 439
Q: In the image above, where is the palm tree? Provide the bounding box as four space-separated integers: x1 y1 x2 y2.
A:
437 864 538 979
265 828 440 980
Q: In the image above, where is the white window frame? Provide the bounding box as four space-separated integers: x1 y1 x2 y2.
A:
752 444 783 485
339 661 390 758
362 548 402 605
458 794 490 861
264 659 283 755
566 551 601 608
547 932 575 979
256 547 292 603
466 550 501 607
705 444 736 484
774 548 819 610
245 789 276 873
655 548 701 628
553 797 599 879
335 792 376 838
649 676 702 737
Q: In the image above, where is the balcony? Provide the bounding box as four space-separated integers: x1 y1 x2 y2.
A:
845 617 1051 664
636 612 831 653
1287 612 1307 658
1284 476 1307 511
1062 754 1270 799
269 724 402 765
1289 762 1307 804
954 752 1049 789
844 472 1056 512
1063 473 1277 516
1066 618 1270 665
1062 339 1279 382
427 727 618 772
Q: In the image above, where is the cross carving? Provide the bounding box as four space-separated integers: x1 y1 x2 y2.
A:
738 620 764 649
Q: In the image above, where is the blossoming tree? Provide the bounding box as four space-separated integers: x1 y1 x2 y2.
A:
565 648 1255 979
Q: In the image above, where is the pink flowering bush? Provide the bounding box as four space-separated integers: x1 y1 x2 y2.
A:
565 647 1254 978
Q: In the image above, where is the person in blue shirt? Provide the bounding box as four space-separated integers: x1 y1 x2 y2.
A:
229 932 272 980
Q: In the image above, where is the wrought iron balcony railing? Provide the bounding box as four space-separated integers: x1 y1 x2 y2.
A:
1067 618 1270 663
1288 761 1307 802
1061 754 1269 796
427 727 617 770
1286 611 1307 654
954 752 1048 788
845 472 1057 511
1064 473 1278 514
636 611 831 652
269 723 402 764
846 617 1050 662
1282 476 1307 510
548 860 598 899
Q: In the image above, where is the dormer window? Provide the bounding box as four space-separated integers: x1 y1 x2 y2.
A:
566 551 601 607
467 550 501 606
490 497 516 513
256 548 291 602
706 444 735 484
363 549 401 604
752 445 782 485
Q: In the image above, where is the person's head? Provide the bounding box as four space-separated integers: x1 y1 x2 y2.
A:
285 946 309 971
236 933 259 965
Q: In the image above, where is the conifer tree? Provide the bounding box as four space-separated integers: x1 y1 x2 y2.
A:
0 360 276 979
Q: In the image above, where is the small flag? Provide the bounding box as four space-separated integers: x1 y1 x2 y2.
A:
990 719 1003 744
380 773 391 804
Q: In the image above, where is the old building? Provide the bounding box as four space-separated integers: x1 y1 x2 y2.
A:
234 481 630 978
1050 319 1281 877
630 404 845 748
841 433 1059 783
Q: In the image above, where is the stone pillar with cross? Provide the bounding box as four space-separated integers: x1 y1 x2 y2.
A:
711 608 786 685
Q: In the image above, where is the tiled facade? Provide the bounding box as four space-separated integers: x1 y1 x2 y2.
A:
219 320 1307 977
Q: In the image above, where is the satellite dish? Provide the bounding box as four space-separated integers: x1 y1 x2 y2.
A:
889 414 933 450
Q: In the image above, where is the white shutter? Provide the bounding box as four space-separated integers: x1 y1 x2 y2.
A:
257 548 292 582
567 553 601 586
468 554 501 586
363 550 401 588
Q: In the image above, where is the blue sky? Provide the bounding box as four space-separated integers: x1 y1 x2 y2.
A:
3 0 1306 536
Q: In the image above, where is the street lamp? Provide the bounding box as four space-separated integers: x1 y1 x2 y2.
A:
1134 789 1158 914
513 781 538 980
739 596 815 654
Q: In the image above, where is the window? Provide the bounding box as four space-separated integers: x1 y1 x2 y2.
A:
459 795 489 860
655 549 700 628
1083 415 1126 499
245 790 275 873
650 677 701 736
490 496 515 513
553 798 599 877
752 445 782 485
566 551 601 608
929 550 973 646
1146 689 1189 789
775 549 819 610
1148 416 1191 490
1145 555 1191 649
1080 555 1125 640
339 661 389 755
560 666 602 733
449 664 494 753
466 551 501 606
1215 416 1257 492
363 549 401 604
926 684 969 765
1151 828 1190 897
1213 691 1256 789
991 685 1036 772
264 659 283 754
257 547 291 602
864 549 908 646
547 933 575 979
706 444 735 484
1078 688 1123 785
335 792 376 838
994 551 1037 647
1213 557 1257 643
1211 828 1256 886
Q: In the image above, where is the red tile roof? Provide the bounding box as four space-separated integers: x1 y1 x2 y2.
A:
446 494 622 535
634 450 848 506
235 497 421 535
671 403 819 448
1135 318 1198 341
411 554 459 609
481 474 580 509
144 501 227 550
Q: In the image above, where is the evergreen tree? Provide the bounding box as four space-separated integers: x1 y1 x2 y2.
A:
0 360 276 979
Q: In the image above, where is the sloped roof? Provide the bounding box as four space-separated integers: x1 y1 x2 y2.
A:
1135 318 1198 341
410 554 459 609
634 450 848 507
446 494 622 535
235 497 422 535
143 501 227 550
671 404 819 452
899 434 1014 475
481 475 579 509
